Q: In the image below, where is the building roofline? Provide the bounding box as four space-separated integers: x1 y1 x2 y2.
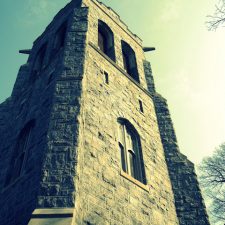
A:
93 0 143 46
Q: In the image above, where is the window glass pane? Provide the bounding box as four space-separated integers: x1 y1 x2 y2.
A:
118 119 146 184
55 25 67 50
119 143 127 172
123 52 129 72
98 30 105 53
121 41 139 82
17 133 27 154
11 153 25 182
34 44 47 71
24 128 31 149
18 153 25 175
98 20 116 62
126 129 133 150
17 128 31 154
118 124 125 145
128 150 136 178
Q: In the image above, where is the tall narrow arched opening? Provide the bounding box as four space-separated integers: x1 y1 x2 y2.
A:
5 120 35 186
121 41 139 83
98 20 116 62
117 118 146 184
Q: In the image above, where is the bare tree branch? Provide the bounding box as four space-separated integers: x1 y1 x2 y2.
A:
198 143 225 223
207 0 225 30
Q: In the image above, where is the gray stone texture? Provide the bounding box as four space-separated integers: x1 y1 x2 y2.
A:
0 0 209 225
153 94 210 225
144 59 209 224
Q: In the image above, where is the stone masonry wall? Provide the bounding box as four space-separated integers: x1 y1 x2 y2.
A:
143 56 210 225
73 1 179 224
74 48 178 225
82 0 148 89
0 1 86 224
153 94 210 225
0 0 210 224
0 63 55 225
36 6 89 209
143 60 156 93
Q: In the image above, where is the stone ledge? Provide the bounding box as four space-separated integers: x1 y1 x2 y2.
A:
32 208 74 215
120 170 149 192
89 42 153 101
28 208 74 225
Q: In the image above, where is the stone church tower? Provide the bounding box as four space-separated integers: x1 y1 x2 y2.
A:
0 0 210 224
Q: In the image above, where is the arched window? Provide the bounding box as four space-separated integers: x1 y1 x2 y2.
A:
54 21 67 52
98 20 116 62
33 43 47 73
48 21 67 64
121 41 139 83
118 118 146 184
5 120 35 186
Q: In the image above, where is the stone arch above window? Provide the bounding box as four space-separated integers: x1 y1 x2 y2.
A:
117 118 146 184
5 120 35 186
98 20 116 62
121 40 139 83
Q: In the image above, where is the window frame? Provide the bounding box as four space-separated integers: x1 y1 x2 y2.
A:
98 20 116 62
35 43 47 71
31 43 48 82
5 120 35 186
98 29 106 53
118 119 146 184
122 49 130 74
53 21 68 52
121 40 139 83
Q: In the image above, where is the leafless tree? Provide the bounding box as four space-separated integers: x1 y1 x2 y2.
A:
199 143 225 224
208 0 225 30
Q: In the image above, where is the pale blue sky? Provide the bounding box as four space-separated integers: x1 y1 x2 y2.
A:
1 0 225 164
